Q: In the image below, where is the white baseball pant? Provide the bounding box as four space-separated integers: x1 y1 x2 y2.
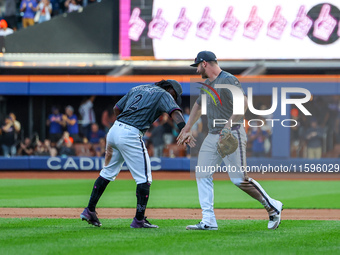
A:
100 121 152 184
196 126 278 227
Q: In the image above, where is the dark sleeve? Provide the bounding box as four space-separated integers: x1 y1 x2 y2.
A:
159 92 182 115
115 94 128 111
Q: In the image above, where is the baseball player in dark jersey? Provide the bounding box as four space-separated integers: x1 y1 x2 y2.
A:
178 51 283 230
81 79 195 228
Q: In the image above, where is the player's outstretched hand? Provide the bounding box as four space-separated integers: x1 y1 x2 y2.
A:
185 134 196 148
177 126 196 148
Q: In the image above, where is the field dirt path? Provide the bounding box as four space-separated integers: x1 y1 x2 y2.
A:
1 170 339 220
1 208 339 220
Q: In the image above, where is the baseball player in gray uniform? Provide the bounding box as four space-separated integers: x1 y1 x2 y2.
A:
178 51 283 230
81 79 194 228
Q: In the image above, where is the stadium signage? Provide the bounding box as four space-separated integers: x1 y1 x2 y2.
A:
47 157 105 170
201 85 312 116
199 84 312 128
122 0 340 59
46 157 162 171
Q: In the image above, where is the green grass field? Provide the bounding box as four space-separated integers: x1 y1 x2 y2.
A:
0 218 339 255
0 179 339 208
0 179 339 254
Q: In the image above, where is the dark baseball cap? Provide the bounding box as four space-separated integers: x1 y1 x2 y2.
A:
167 79 183 105
190 51 217 67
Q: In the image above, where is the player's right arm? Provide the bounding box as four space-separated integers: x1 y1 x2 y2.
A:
182 85 204 131
114 93 129 117
113 105 122 117
159 92 196 147
177 102 201 146
184 102 202 130
171 110 196 148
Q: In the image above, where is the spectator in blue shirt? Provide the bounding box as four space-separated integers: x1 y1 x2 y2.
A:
305 119 324 159
46 106 63 144
20 0 37 28
88 123 106 144
62 105 81 142
250 124 269 157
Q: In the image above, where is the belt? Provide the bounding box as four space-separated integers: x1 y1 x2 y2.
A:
115 120 144 136
210 124 241 134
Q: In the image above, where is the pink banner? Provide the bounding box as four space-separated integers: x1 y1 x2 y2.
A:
119 0 131 58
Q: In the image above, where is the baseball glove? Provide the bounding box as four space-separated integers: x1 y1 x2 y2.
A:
217 128 239 158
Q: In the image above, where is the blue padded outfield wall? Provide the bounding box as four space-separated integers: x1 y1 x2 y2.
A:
2 76 340 96
0 75 340 170
0 156 339 172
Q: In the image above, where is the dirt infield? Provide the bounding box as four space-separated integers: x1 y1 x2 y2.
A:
1 170 339 221
0 208 339 220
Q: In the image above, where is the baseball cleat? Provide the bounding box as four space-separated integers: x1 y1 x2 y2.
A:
268 200 283 230
80 207 102 227
130 217 159 228
186 222 218 230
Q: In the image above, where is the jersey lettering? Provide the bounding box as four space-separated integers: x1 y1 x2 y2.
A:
128 94 143 111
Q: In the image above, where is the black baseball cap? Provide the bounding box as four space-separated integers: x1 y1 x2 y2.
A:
190 51 217 67
167 79 183 105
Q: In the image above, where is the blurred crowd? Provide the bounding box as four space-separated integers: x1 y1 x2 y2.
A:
290 95 340 159
0 96 107 157
0 0 100 34
243 95 340 159
144 107 204 159
0 96 191 158
1 95 339 159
